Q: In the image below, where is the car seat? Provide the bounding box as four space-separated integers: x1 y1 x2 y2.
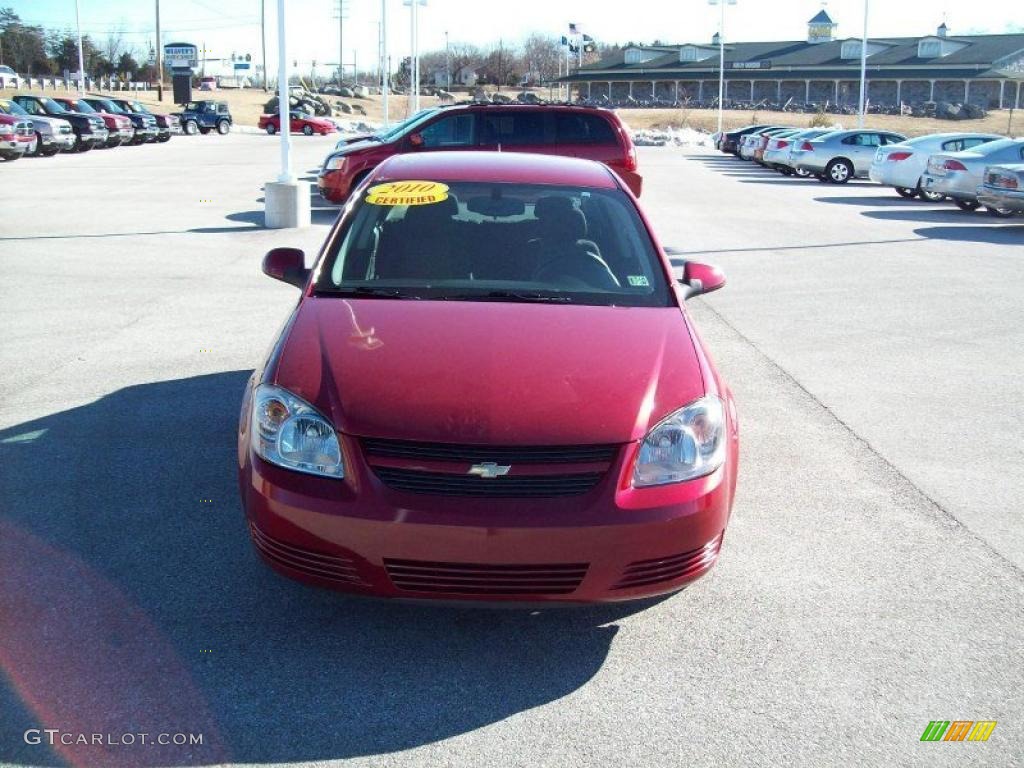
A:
528 196 620 290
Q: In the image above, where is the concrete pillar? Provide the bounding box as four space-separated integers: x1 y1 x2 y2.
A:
651 81 656 97
805 80 810 102
695 81 700 102
834 79 840 105
750 79 755 101
628 81 633 99
777 80 782 102
587 82 592 100
896 80 902 105
929 80 935 101
964 80 969 103
998 80 1004 109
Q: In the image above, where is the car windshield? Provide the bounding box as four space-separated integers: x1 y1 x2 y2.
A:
129 101 150 113
316 181 672 307
39 97 68 114
0 100 28 115
93 99 124 113
963 138 1020 156
70 100 96 113
375 109 440 141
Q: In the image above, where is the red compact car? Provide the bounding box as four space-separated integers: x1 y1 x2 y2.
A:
317 104 641 204
239 151 737 603
259 110 337 136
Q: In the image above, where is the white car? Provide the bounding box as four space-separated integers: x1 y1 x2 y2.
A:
0 65 21 89
763 128 836 176
869 132 1003 201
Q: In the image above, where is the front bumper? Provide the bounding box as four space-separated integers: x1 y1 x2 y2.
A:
317 168 354 203
977 185 1024 213
239 440 732 603
0 137 27 154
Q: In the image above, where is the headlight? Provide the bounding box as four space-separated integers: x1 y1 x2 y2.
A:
250 384 344 479
633 396 726 487
0 124 12 135
324 154 346 171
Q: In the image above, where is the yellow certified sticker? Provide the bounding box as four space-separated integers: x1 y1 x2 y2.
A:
365 180 449 206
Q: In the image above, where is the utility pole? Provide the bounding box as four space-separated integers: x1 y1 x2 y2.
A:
445 30 450 90
260 0 268 90
336 0 349 84
411 0 419 112
709 0 737 135
74 0 86 94
276 0 292 182
155 0 163 100
857 0 869 128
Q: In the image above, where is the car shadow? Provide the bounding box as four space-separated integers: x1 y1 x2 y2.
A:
912 224 1024 244
860 208 993 224
814 195 933 207
0 372 649 767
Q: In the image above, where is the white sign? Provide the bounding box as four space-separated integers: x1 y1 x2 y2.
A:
164 43 198 69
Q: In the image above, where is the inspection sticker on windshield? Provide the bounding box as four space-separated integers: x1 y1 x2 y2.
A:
366 181 449 206
628 275 649 287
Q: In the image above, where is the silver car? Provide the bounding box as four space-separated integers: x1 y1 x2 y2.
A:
763 128 836 176
793 129 907 183
0 98 75 156
739 127 786 160
869 132 1003 201
975 164 1024 217
921 138 1024 212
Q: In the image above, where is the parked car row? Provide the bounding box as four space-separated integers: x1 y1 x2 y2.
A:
712 123 1024 216
316 103 642 203
0 97 234 161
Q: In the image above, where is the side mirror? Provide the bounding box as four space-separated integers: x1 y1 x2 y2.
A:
679 261 726 300
408 132 424 148
262 247 309 288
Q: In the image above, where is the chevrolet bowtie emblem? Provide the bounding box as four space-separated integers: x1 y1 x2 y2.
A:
467 462 511 478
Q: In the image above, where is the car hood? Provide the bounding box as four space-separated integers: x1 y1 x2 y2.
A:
270 298 705 445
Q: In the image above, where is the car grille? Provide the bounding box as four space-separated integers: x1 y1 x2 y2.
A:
249 522 365 585
15 120 32 136
59 124 73 135
384 558 589 595
373 467 602 497
362 438 617 498
612 532 723 590
362 438 617 464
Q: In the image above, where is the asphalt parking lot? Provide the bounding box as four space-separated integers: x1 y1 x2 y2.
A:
1 135 1022 768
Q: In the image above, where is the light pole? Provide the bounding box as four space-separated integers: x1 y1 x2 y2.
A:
381 0 389 127
404 0 426 113
260 0 268 90
445 30 450 90
709 0 736 135
155 0 163 100
276 0 292 183
857 0 869 128
74 0 86 93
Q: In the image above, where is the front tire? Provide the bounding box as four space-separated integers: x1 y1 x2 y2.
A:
985 206 1015 218
265 123 277 135
794 167 812 178
184 120 199 136
826 158 853 184
916 182 944 202
895 186 917 199
216 120 230 135
302 125 313 136
953 199 980 212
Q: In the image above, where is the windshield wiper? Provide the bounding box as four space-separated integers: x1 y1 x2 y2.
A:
438 290 575 304
319 286 423 299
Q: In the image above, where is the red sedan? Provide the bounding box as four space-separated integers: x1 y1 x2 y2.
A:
238 151 738 603
258 110 337 136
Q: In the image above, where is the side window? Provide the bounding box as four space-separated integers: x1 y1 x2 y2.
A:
17 99 37 114
862 134 882 147
478 112 547 146
841 134 859 145
419 114 475 148
882 134 904 145
555 114 617 144
960 137 989 150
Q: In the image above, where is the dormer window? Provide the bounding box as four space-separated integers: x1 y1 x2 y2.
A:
678 45 716 62
624 47 659 65
840 39 890 59
919 40 941 58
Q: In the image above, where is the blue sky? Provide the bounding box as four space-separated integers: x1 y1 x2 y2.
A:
10 0 1024 77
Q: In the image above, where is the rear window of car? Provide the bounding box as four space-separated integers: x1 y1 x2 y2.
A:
479 111 546 145
555 113 617 144
316 181 671 308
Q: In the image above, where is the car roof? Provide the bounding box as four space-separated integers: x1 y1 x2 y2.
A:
437 102 617 117
374 151 619 189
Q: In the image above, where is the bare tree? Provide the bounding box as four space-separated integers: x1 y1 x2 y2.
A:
522 33 561 85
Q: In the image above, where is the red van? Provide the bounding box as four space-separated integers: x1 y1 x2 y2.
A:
317 104 641 203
